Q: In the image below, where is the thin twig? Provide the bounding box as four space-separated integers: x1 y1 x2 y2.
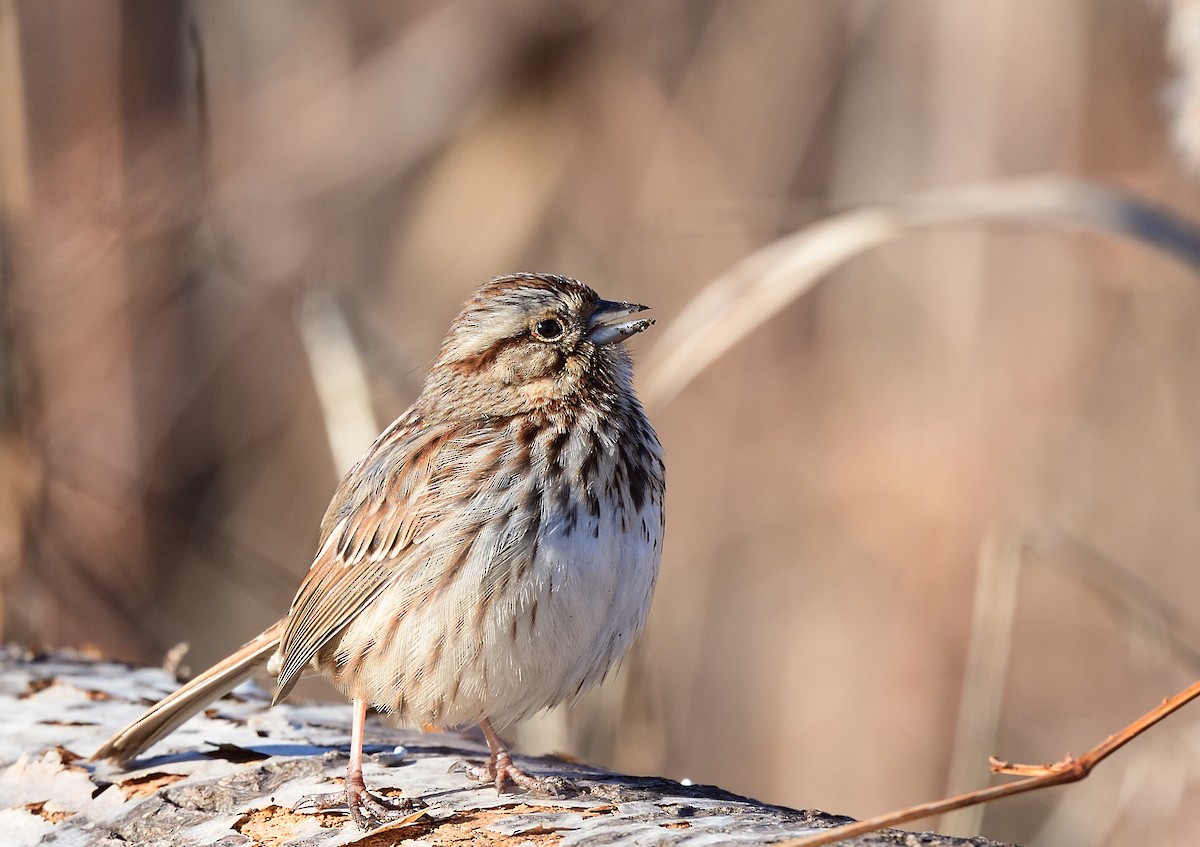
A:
775 678 1200 847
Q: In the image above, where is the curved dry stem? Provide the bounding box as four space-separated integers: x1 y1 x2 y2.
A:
296 290 380 474
642 177 1200 406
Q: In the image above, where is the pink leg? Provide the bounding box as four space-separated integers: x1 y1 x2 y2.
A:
297 696 420 830
461 717 571 796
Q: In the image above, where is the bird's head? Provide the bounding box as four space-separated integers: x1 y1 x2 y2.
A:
420 273 654 420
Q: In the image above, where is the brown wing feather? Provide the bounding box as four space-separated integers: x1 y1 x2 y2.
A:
274 412 455 700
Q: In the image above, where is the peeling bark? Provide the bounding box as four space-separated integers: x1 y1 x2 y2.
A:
0 648 1021 846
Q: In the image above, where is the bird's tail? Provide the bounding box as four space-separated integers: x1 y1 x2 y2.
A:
91 620 285 764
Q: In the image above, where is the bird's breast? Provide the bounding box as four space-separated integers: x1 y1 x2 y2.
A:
322 409 664 729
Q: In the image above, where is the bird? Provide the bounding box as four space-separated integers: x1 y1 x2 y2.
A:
91 273 665 829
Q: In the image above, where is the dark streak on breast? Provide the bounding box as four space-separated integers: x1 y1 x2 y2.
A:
517 419 538 448
545 429 569 472
580 450 600 488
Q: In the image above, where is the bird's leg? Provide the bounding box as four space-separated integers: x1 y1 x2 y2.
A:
295 696 419 830
461 717 572 796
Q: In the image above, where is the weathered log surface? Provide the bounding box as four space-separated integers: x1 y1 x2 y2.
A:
0 647 1020 846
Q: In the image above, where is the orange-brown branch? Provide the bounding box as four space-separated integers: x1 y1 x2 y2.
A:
777 677 1200 847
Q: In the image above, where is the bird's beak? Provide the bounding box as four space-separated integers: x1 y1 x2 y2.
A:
586 300 654 345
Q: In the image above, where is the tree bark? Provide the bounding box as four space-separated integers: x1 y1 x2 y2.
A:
0 647 1022 846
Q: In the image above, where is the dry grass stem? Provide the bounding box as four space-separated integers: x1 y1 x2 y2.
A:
937 527 1023 837
0 0 30 217
297 291 380 474
643 177 1200 405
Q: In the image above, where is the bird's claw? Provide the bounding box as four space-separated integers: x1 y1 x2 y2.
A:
458 754 574 797
296 774 425 831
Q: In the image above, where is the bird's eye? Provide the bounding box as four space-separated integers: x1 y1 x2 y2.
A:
532 317 565 341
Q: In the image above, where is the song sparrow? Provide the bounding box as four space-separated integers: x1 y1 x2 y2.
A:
92 273 665 829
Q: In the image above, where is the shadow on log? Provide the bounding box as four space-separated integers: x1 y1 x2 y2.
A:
0 647 1021 846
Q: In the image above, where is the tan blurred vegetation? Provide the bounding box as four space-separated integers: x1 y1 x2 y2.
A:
4 2 1200 845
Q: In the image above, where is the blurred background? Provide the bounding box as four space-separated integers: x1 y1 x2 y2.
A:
4 1 1200 845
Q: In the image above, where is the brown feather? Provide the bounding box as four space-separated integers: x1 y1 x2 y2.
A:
275 418 456 698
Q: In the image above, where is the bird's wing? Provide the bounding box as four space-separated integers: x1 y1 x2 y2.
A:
273 413 464 700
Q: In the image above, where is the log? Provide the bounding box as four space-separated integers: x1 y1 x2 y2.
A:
0 647 1020 846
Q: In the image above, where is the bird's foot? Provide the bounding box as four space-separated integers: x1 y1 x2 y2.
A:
296 772 424 830
459 748 574 797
